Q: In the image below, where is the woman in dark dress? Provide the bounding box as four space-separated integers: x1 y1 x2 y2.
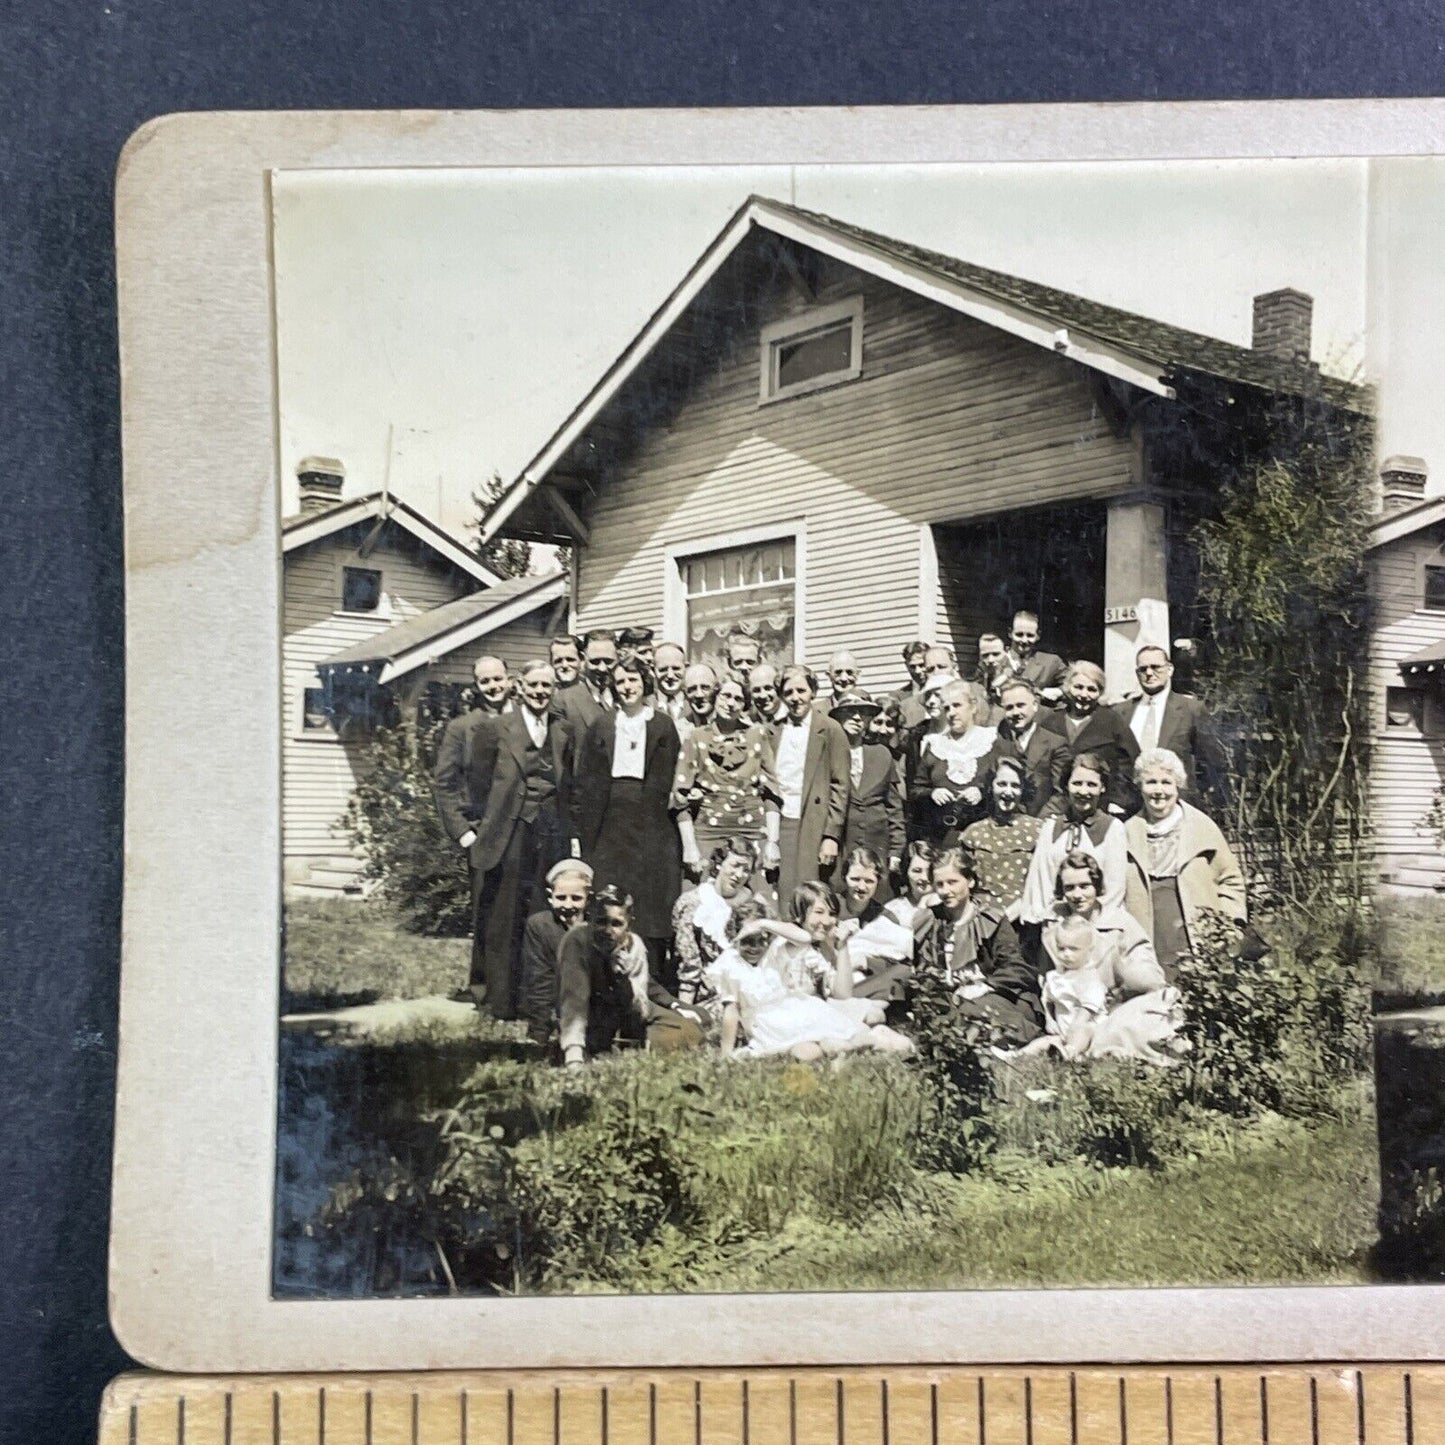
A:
575 656 684 978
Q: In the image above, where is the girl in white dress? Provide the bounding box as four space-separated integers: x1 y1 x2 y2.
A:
706 897 911 1061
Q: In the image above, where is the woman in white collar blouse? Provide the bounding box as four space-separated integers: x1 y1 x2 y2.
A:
575 655 685 986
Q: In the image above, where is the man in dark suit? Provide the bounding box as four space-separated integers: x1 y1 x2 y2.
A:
769 665 850 905
1114 643 1231 812
1004 611 1067 705
432 654 518 867
553 628 616 733
985 678 1071 817
459 659 578 1019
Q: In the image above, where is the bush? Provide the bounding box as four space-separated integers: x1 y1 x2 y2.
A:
342 705 472 936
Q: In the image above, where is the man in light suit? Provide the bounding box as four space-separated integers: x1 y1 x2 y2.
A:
769 664 850 907
1114 644 1231 812
450 660 578 1019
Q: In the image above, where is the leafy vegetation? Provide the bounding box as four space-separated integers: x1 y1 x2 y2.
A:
1376 894 1445 1011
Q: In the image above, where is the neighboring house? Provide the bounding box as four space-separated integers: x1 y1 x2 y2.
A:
481 196 1368 702
282 460 568 892
1369 458 1445 890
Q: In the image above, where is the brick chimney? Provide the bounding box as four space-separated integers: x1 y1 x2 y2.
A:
1251 288 1313 363
1380 455 1429 514
296 456 345 514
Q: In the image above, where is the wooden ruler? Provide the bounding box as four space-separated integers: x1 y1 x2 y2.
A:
99 1366 1443 1444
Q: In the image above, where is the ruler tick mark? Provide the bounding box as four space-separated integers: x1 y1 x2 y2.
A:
978 1376 987 1445
318 1388 325 1445
365 1390 373 1445
128 1402 137 1445
881 1379 889 1445
1069 1373 1078 1445
1260 1375 1269 1445
273 1389 281 1445
1214 1375 1223 1445
929 1381 939 1445
1164 1377 1174 1445
1024 1376 1033 1445
836 1377 845 1445
1119 1376 1128 1445
741 1379 749 1445
1357 1370 1366 1445
413 1391 421 1445
1406 1371 1415 1445
178 1396 186 1445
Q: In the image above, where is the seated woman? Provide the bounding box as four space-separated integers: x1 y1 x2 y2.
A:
910 681 997 846
960 756 1042 922
1018 752 1128 933
910 846 1043 1046
883 840 937 931
1035 851 1185 1067
834 845 914 1005
1123 747 1248 984
557 885 706 1066
671 836 773 1015
706 897 911 1061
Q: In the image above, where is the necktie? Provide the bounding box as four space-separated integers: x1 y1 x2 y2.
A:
1140 698 1159 751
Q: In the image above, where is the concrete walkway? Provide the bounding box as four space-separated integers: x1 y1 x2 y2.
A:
281 994 493 1043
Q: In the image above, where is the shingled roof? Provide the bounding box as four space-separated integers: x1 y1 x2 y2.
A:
319 570 568 683
765 199 1366 415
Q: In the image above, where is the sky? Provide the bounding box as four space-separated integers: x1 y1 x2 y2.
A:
270 156 1432 541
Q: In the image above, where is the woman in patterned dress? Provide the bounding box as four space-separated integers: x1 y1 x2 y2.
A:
672 672 780 875
960 756 1043 922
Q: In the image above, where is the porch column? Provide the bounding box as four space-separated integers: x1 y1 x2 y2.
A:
1103 496 1169 700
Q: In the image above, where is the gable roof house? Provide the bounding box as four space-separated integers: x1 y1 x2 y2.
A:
482 197 1369 707
282 459 568 892
1368 459 1445 890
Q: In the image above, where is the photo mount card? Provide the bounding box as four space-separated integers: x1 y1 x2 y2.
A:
113 102 1445 1373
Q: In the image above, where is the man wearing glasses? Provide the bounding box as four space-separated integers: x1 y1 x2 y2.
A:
1117 644 1230 809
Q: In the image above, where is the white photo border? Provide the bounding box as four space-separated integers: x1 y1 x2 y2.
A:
113 101 1445 1372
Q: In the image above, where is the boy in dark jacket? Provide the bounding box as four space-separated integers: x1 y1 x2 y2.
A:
518 859 594 1051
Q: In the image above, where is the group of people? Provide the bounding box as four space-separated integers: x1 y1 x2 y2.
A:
431 612 1245 1068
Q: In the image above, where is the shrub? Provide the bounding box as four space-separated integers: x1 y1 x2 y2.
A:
342 703 472 936
902 964 999 1173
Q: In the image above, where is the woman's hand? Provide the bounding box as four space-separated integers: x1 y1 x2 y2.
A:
931 787 957 805
761 839 782 870
681 843 703 876
960 786 982 806
818 838 839 869
835 918 861 942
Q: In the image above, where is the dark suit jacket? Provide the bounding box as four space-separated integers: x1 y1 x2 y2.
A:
984 722 1072 817
573 711 681 856
843 741 906 860
552 679 608 734
1040 707 1140 814
465 709 577 874
1008 650 1068 694
433 709 489 844
1112 691 1231 811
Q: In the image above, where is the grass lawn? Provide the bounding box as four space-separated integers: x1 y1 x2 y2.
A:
283 898 468 1011
1376 894 1445 1011
280 897 1384 1296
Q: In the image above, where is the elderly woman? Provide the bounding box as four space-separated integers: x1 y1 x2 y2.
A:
670 836 774 1011
672 671 780 876
960 755 1042 921
1040 659 1140 816
575 656 684 976
910 679 997 846
1124 747 1247 982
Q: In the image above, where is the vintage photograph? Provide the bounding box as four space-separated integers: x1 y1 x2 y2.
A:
263 155 1443 1303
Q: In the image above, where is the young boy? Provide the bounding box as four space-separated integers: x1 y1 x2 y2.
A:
518 860 595 1051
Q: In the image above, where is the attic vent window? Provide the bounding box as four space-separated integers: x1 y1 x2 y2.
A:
342 566 383 613
760 296 863 403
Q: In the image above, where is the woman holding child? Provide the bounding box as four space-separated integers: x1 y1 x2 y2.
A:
1028 851 1183 1065
1123 748 1247 982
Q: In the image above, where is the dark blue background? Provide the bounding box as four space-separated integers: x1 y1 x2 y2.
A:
1 4 1437 1440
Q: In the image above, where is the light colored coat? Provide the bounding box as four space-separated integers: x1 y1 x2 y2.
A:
1123 803 1247 953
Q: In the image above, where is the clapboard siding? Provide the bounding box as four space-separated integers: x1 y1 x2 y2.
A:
574 260 1135 697
283 526 480 860
1369 531 1445 865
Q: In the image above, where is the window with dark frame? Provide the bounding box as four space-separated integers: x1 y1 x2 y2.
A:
342 565 383 613
1385 686 1424 731
302 687 333 732
1424 564 1445 611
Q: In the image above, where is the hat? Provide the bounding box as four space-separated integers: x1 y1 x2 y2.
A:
617 626 655 647
830 688 882 719
546 858 595 887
